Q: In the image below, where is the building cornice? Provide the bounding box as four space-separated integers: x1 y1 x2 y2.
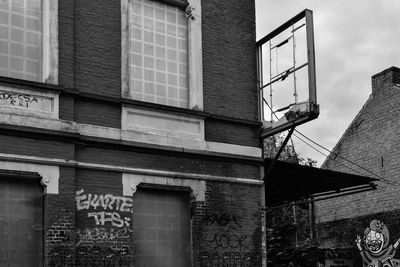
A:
0 113 263 163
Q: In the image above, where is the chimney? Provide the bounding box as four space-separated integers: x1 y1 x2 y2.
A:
371 66 400 96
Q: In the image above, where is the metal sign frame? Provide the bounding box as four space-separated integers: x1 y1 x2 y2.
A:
257 9 319 138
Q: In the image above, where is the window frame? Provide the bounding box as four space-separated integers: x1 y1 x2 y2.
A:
0 0 58 84
121 0 203 110
41 0 58 84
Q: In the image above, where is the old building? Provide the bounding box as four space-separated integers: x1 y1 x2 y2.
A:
315 67 400 265
0 0 263 266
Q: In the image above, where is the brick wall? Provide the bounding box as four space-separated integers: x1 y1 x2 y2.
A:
76 146 261 179
316 209 400 264
0 134 75 160
73 0 121 98
45 168 263 266
316 67 400 223
58 0 75 89
55 0 260 146
192 181 262 266
202 0 258 122
74 99 121 128
205 120 259 147
46 167 76 266
74 169 133 265
0 0 262 265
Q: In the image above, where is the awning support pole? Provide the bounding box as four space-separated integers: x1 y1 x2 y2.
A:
264 127 296 184
263 127 295 266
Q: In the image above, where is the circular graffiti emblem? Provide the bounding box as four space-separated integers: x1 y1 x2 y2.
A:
356 220 400 267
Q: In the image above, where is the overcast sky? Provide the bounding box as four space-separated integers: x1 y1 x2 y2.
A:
255 0 400 166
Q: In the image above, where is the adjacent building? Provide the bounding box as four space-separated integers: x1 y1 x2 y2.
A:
0 0 264 266
315 67 400 265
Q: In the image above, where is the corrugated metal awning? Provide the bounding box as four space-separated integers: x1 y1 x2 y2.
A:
264 158 378 206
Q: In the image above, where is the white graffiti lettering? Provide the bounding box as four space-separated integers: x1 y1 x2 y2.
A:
87 211 131 228
76 227 132 246
75 189 133 212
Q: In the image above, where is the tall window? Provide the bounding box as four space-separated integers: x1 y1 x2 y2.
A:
0 0 43 81
129 0 189 108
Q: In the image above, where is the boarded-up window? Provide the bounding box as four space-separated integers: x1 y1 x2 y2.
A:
133 188 191 267
0 176 43 266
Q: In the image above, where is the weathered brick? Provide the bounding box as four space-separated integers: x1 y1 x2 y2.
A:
315 67 400 252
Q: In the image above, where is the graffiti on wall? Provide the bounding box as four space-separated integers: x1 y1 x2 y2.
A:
75 189 133 248
76 227 133 247
0 87 57 114
200 251 252 267
204 213 242 227
356 219 400 267
323 249 355 267
206 233 249 251
75 189 133 228
201 212 252 267
48 246 130 267
0 91 38 108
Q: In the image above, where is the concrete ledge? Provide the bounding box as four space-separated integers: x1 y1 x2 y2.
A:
0 159 59 194
0 153 264 189
0 113 262 159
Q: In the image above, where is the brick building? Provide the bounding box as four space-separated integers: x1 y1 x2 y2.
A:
0 0 263 266
315 67 400 265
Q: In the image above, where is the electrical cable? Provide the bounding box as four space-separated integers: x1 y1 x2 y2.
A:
293 130 400 187
291 133 400 186
261 95 400 187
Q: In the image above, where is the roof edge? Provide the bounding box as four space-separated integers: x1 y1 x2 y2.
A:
371 66 400 79
321 94 374 168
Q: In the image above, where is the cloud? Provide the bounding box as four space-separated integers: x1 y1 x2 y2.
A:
256 0 400 166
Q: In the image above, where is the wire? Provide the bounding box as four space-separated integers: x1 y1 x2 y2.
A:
293 130 400 187
291 133 400 186
261 99 400 187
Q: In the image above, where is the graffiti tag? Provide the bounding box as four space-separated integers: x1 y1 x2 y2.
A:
76 227 132 246
87 211 131 228
200 251 252 267
207 233 249 251
75 189 133 212
0 92 38 108
204 213 241 228
48 246 130 267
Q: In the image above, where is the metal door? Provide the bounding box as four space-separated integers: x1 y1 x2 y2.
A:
0 177 43 266
133 188 191 267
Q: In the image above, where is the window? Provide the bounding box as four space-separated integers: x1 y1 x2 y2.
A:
0 0 58 84
132 188 191 266
0 176 44 266
130 0 188 108
122 0 203 110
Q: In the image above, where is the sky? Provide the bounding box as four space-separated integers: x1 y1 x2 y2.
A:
255 0 400 166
